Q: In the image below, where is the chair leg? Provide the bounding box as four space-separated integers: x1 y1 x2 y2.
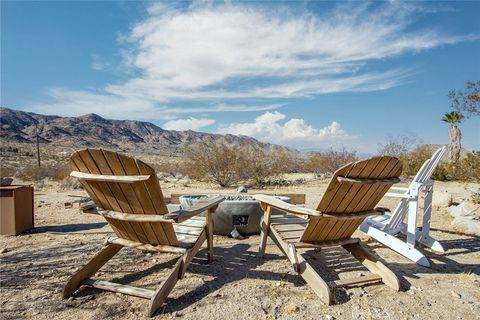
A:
297 255 332 304
180 229 206 279
258 205 272 258
206 209 214 263
268 227 332 304
148 257 183 317
63 243 122 298
342 242 400 291
365 225 430 267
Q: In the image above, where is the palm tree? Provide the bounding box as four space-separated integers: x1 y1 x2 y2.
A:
442 111 464 163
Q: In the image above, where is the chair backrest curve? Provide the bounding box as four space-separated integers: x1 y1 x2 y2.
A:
69 148 169 215
412 146 446 184
317 156 403 214
69 149 177 246
301 156 402 242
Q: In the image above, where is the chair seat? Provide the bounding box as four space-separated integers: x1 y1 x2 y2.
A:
365 214 407 234
271 214 308 243
174 215 207 248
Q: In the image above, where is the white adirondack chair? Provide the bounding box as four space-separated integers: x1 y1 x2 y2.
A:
359 146 447 267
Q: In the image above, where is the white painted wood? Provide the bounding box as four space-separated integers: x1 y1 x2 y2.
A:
358 146 446 267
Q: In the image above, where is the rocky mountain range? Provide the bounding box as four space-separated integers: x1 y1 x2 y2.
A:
0 107 286 154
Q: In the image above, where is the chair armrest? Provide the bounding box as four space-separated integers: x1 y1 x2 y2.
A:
321 207 388 220
164 195 225 223
99 210 175 223
384 192 411 199
253 194 322 217
389 186 409 192
71 171 150 183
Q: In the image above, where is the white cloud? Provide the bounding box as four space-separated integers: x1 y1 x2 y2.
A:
27 2 475 118
163 117 215 131
217 111 354 148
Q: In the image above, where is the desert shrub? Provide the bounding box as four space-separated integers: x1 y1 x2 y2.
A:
378 134 418 158
236 144 287 186
150 158 187 176
400 144 436 177
455 151 480 182
184 141 243 187
16 163 70 182
183 141 294 187
59 176 83 190
0 165 16 178
306 147 358 176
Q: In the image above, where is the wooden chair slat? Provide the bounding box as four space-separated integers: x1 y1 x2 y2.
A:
323 159 372 213
70 154 110 210
102 150 146 214
77 149 123 213
136 160 169 215
338 156 389 213
352 157 400 212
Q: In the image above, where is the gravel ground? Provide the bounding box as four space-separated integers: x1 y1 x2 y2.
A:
1 179 479 320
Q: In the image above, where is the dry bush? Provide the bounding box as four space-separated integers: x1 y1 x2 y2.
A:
455 151 480 182
59 176 83 190
0 165 16 178
400 144 437 177
236 144 288 186
15 163 70 182
400 146 479 182
183 141 296 187
184 141 243 187
306 147 358 176
378 134 418 157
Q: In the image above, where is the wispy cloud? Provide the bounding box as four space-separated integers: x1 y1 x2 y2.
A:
28 2 474 123
163 117 215 131
217 111 355 148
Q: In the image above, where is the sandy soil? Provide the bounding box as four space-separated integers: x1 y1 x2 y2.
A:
1 178 479 320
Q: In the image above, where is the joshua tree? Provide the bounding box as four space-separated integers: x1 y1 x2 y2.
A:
442 111 464 164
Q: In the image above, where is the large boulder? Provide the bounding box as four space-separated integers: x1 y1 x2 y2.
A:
450 201 480 236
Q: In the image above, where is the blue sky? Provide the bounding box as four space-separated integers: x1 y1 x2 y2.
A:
2 1 479 153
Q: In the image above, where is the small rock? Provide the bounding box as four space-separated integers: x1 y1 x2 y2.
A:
237 185 248 193
64 202 73 208
286 303 299 314
0 248 10 254
173 311 183 317
451 291 461 299
325 315 335 320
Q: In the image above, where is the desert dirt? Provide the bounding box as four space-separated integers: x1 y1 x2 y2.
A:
1 176 479 320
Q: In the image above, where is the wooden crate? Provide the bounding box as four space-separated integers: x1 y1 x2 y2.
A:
0 185 34 235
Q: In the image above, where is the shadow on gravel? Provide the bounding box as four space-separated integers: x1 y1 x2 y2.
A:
27 222 108 234
368 235 480 278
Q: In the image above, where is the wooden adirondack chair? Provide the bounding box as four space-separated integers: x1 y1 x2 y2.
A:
254 156 402 304
359 146 446 267
63 149 224 316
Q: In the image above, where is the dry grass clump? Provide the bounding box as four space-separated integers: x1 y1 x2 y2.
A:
457 272 479 286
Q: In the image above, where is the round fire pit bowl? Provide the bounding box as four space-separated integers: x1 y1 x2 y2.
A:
179 194 291 236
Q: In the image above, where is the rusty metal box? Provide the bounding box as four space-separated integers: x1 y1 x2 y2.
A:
0 185 34 235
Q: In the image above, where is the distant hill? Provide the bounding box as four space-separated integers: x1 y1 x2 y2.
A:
0 107 287 155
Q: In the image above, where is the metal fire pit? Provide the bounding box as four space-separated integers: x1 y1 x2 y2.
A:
179 194 290 236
